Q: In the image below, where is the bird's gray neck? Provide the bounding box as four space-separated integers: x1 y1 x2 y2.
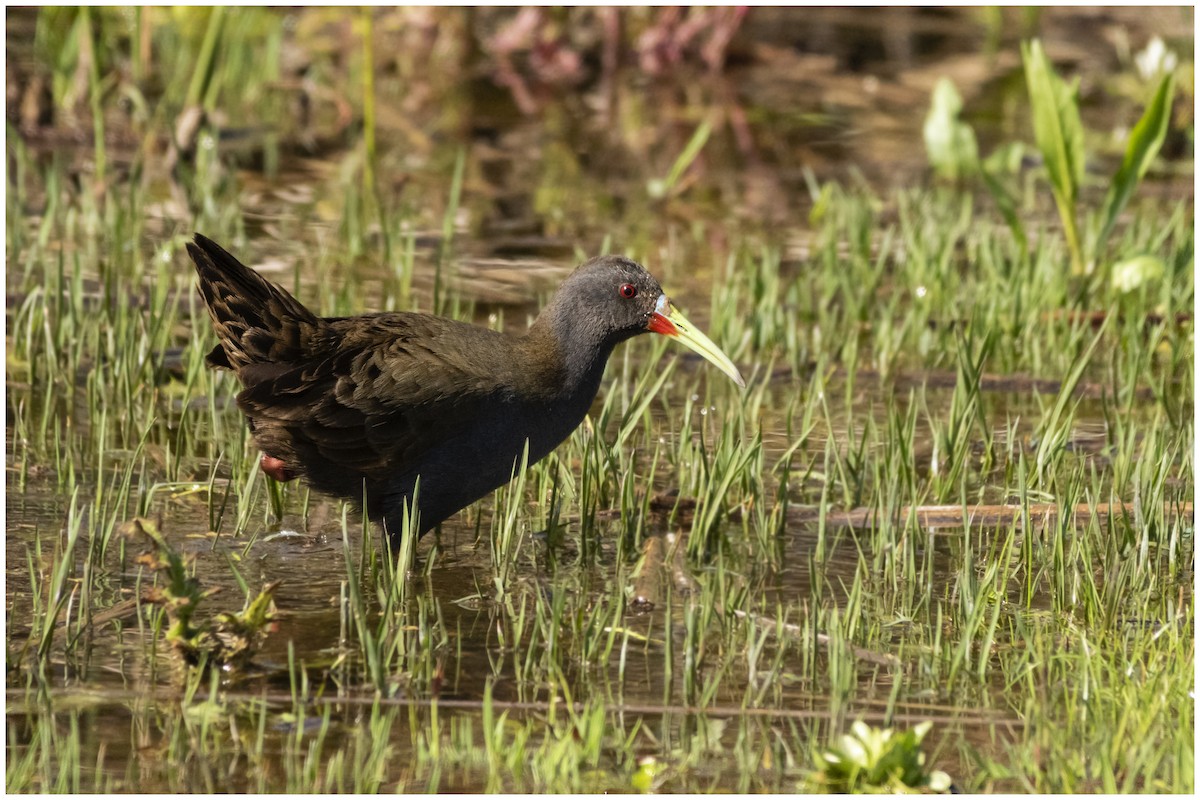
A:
523 300 619 403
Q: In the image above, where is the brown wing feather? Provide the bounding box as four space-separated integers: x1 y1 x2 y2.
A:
188 233 325 371
234 314 513 493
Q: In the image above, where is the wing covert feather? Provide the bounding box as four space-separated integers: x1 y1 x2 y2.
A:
237 314 514 480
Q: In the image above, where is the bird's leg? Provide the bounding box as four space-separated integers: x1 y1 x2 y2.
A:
260 454 296 482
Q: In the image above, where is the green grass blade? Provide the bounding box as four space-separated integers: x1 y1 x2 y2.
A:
648 119 712 199
1035 317 1109 477
184 7 225 110
980 167 1028 252
80 8 106 188
360 7 377 201
434 148 466 315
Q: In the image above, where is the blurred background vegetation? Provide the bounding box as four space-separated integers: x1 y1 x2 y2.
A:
7 6 1192 250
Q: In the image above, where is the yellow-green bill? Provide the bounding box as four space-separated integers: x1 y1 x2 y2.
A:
647 295 745 387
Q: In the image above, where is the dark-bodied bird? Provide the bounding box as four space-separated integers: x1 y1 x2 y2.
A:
188 234 743 549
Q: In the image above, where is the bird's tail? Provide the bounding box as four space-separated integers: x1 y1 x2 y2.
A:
187 233 324 371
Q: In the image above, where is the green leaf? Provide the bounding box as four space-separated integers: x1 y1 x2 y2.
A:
924 78 979 180
1023 40 1085 204
815 721 953 793
1022 39 1086 273
1111 254 1165 294
1096 72 1176 253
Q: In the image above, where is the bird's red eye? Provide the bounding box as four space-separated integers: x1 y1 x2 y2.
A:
619 283 637 299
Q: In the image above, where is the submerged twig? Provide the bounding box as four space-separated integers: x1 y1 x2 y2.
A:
18 686 1021 729
630 531 697 610
731 609 902 667
785 501 1194 531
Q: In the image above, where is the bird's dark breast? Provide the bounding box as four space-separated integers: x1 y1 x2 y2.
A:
370 396 589 537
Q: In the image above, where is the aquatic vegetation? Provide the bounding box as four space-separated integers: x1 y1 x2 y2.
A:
810 720 953 794
126 518 279 669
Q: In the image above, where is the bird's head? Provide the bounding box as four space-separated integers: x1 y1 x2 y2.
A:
543 255 744 387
